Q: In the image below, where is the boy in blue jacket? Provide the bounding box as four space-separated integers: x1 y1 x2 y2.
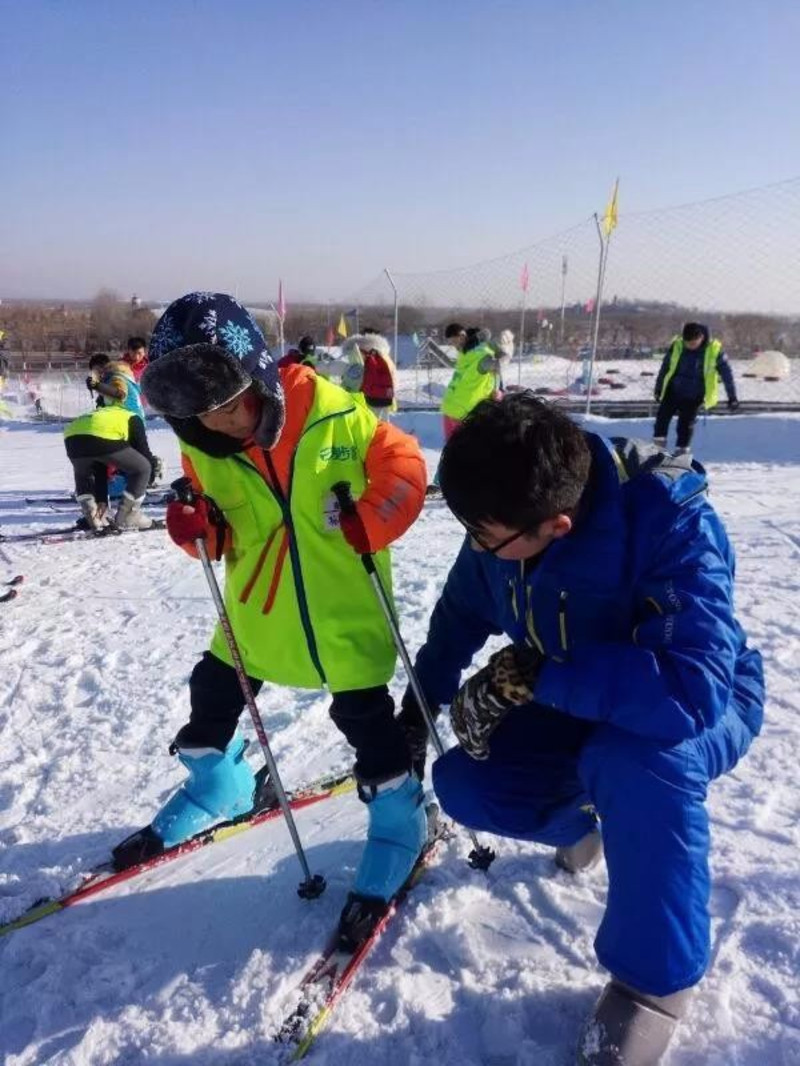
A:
400 394 763 1065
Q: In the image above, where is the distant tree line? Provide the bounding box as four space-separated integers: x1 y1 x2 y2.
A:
1 292 796 365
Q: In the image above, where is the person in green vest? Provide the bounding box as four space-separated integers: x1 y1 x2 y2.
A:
441 327 506 439
653 322 739 454
111 293 429 939
63 401 153 531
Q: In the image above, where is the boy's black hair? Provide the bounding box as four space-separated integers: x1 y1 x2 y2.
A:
126 335 147 351
681 322 707 344
463 327 490 352
88 352 110 370
439 393 592 531
444 322 466 339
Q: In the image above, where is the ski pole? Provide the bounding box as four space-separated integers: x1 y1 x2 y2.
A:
171 477 326 900
332 481 496 871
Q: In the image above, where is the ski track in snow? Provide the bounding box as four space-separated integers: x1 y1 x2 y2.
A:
0 412 798 1065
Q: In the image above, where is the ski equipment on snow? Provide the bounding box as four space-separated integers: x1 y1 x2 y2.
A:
332 481 496 871
0 575 23 603
0 521 165 545
276 805 450 1060
0 770 354 940
171 476 326 900
25 492 172 508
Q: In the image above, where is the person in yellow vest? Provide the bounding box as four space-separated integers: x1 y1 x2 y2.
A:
653 322 739 454
441 326 506 440
63 401 154 531
112 293 428 933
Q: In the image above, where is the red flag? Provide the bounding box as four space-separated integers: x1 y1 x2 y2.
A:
584 297 595 314
325 325 335 347
520 262 530 293
277 280 287 321
536 308 545 323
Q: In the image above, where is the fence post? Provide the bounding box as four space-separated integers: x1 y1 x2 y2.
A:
384 268 400 399
584 215 609 418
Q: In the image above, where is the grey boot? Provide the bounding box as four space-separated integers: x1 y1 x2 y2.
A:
555 828 603 874
77 493 104 532
652 436 667 449
577 979 693 1065
115 492 153 530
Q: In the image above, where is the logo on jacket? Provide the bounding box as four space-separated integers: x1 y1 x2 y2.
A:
320 445 358 462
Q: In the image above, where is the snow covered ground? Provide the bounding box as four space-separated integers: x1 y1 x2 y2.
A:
0 407 798 1065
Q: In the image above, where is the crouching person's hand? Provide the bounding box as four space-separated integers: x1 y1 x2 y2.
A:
450 644 542 760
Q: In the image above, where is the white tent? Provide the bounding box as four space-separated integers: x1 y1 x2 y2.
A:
751 350 791 379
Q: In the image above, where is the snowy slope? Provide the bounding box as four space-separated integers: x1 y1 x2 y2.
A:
0 413 798 1065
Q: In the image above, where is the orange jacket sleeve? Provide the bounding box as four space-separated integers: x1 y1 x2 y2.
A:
358 420 427 552
173 453 234 560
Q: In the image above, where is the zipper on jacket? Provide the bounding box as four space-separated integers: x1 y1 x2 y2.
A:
558 590 568 652
232 451 328 686
524 582 545 655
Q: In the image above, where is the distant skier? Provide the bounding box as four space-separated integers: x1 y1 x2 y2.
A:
400 393 763 1065
63 398 154 531
278 334 318 370
440 326 507 439
122 335 149 382
339 332 397 416
114 293 428 938
653 322 739 454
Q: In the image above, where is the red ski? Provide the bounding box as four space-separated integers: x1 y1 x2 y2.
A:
0 770 354 938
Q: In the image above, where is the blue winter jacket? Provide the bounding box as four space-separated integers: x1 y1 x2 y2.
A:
414 433 763 745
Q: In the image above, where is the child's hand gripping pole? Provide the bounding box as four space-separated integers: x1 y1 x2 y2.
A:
331 480 496 872
170 477 326 899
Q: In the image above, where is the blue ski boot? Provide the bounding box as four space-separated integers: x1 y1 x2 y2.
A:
112 733 261 870
152 733 256 847
339 773 427 949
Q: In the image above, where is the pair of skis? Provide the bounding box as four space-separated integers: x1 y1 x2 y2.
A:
0 520 165 545
24 492 172 508
0 768 451 1060
0 769 355 938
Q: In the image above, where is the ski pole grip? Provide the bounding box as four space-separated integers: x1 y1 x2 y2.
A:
332 481 357 517
171 476 197 506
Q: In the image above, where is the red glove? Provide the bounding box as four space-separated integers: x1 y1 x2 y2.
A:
166 498 228 560
339 504 372 555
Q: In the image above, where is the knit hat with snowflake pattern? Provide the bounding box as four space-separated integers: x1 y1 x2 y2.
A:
142 292 285 455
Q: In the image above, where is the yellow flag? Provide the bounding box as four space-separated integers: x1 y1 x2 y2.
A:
336 313 348 339
602 178 619 237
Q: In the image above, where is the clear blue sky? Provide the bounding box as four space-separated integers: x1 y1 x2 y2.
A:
3 0 799 303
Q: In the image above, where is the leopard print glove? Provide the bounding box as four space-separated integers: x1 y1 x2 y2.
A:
449 644 542 760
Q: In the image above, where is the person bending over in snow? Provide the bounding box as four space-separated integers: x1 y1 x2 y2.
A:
398 393 763 1065
112 293 427 936
63 396 154 531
